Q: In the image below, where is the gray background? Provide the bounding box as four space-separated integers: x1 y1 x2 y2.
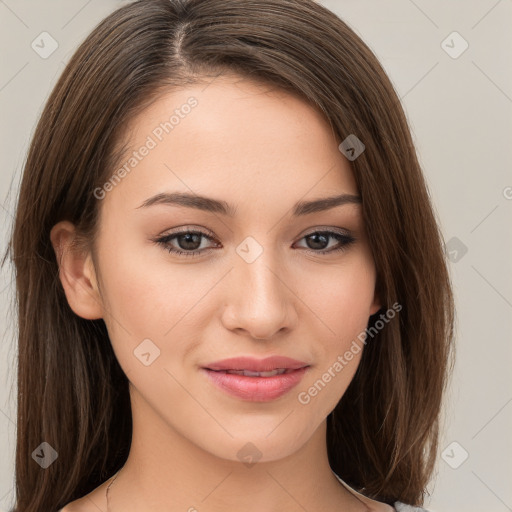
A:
1 1 511 511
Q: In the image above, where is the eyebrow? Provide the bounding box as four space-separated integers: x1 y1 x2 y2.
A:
136 191 361 216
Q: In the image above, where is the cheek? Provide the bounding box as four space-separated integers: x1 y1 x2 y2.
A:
297 257 375 404
98 242 200 332
296 278 372 418
302 256 376 339
93 241 188 373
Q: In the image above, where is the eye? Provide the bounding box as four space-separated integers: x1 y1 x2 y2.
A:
152 227 356 258
153 227 219 258
294 229 356 255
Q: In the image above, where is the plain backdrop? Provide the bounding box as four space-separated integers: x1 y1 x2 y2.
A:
1 1 511 511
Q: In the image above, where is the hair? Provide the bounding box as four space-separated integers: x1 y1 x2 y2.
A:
5 0 455 510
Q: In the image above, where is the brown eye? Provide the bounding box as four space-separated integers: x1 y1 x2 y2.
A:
155 229 219 258
153 228 355 259
294 230 356 255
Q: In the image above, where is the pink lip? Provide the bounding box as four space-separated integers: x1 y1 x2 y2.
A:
202 356 310 402
204 356 309 372
202 367 309 401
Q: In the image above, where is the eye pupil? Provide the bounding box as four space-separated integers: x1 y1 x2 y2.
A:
307 233 329 250
178 233 202 250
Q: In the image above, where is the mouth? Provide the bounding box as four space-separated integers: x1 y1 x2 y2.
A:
203 355 309 373
201 357 310 401
207 368 300 377
202 367 309 402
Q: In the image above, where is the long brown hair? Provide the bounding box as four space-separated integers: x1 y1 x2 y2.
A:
6 0 455 510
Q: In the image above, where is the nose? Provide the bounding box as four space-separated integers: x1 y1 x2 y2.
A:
220 246 298 340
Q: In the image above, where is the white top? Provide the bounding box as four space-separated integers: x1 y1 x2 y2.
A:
332 471 430 511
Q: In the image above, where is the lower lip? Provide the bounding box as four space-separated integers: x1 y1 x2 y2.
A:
202 367 309 402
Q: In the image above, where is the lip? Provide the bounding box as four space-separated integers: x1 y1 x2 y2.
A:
202 367 309 402
204 356 309 372
202 356 310 402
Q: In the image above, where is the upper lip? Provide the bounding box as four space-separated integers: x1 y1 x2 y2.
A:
204 356 309 372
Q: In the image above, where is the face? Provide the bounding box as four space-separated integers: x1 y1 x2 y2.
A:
60 73 380 463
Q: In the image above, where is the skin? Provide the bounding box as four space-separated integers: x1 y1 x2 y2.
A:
52 73 393 512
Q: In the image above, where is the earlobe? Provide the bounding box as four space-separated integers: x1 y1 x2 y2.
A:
50 221 103 320
369 291 382 316
370 302 382 316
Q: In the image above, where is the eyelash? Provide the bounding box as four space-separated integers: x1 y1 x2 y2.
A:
153 227 356 258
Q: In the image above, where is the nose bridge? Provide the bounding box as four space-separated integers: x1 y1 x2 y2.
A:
223 234 295 337
237 234 286 303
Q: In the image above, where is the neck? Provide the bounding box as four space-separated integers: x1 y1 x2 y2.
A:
106 386 367 512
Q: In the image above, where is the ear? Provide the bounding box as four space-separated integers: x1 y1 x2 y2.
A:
369 289 382 316
50 220 103 320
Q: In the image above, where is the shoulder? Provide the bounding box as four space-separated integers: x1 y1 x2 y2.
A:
58 498 91 512
59 485 109 512
58 472 116 511
59 503 78 512
394 502 431 512
59 497 104 512
59 504 77 512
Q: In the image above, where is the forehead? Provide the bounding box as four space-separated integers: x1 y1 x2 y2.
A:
102 73 358 213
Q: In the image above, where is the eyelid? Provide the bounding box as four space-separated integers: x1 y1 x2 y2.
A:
152 224 356 259
155 225 353 243
299 226 353 238
159 224 217 239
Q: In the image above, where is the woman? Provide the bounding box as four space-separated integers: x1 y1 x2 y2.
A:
7 0 455 511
